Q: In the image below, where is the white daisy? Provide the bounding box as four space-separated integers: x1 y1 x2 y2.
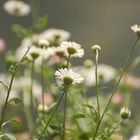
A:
131 24 140 33
38 29 70 45
61 41 84 58
55 68 83 86
4 0 31 16
130 135 140 140
27 46 44 61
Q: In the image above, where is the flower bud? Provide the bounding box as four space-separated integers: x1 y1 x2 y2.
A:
91 44 101 53
120 107 131 119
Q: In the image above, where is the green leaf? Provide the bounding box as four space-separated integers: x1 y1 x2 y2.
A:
43 67 53 80
34 16 48 31
0 81 8 89
0 133 16 140
11 24 32 38
2 119 21 129
8 98 22 104
71 113 86 119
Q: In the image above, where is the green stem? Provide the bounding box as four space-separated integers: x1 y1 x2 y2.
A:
95 50 100 118
31 60 36 108
0 72 15 130
93 37 139 140
66 55 71 68
41 57 45 112
108 119 122 137
38 88 67 140
63 89 68 140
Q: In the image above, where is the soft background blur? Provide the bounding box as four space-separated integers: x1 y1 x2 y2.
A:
0 0 140 72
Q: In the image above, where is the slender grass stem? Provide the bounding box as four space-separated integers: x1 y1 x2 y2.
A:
31 60 36 108
0 48 30 131
0 72 15 130
66 54 71 68
95 50 100 118
41 57 45 112
38 88 67 140
63 89 68 140
93 37 140 140
108 119 122 137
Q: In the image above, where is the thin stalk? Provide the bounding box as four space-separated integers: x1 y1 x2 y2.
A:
108 119 122 137
41 57 45 112
66 54 71 68
31 60 36 108
0 72 15 130
95 50 100 118
38 88 67 140
63 89 68 140
93 37 139 140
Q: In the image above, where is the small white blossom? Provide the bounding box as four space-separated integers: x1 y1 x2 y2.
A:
74 64 116 87
38 29 70 44
27 46 44 61
130 135 140 140
4 0 31 16
55 68 83 86
61 41 84 58
131 25 140 33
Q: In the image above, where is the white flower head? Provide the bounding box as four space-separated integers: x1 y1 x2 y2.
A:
131 25 140 33
130 135 140 140
61 41 84 58
27 46 44 61
38 29 70 45
55 68 83 86
4 0 31 16
38 39 50 48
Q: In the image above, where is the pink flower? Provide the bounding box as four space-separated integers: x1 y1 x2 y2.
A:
109 92 124 105
0 38 6 53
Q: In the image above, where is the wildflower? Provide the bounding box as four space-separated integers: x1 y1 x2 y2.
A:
38 29 70 45
61 41 84 58
0 38 6 53
4 0 31 16
131 25 140 37
109 92 124 105
120 107 131 119
27 46 43 61
130 135 140 140
91 44 101 53
55 68 83 86
120 74 140 89
38 39 50 48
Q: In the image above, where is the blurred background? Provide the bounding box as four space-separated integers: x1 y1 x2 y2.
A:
0 0 140 72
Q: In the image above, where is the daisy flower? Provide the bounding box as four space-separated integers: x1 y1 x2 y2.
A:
55 68 83 86
38 29 70 45
131 25 140 33
27 46 44 61
4 0 31 16
61 41 84 58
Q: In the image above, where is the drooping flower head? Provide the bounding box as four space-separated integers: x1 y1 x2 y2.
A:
61 41 84 58
120 107 131 119
4 0 31 16
55 68 83 87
